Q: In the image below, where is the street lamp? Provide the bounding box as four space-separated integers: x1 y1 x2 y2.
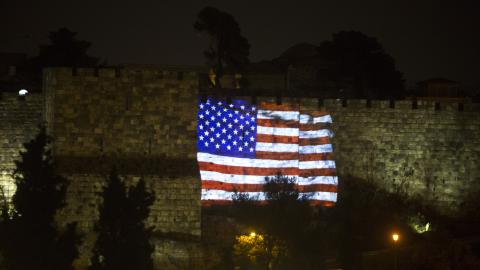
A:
392 232 399 270
392 233 399 242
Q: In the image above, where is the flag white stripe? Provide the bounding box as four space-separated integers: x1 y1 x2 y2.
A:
257 126 299 136
299 144 333 153
299 130 333 138
198 152 335 169
256 142 298 152
257 110 299 121
299 160 336 169
299 114 333 124
201 189 337 202
200 170 338 185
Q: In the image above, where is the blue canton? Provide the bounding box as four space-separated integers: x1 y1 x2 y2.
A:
197 98 257 158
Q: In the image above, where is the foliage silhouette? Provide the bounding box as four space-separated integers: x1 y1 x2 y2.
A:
318 31 405 99
0 127 80 270
233 175 318 269
194 6 250 88
89 171 154 270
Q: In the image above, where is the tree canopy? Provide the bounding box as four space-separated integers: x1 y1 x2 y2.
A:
34 27 98 68
89 172 154 270
194 6 250 87
318 31 405 99
0 128 79 270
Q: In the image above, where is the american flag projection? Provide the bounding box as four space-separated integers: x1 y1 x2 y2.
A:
197 97 338 206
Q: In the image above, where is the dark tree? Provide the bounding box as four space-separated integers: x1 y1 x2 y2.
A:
233 175 317 269
22 28 98 82
0 128 80 270
34 27 98 68
318 31 405 99
89 172 155 270
194 6 250 88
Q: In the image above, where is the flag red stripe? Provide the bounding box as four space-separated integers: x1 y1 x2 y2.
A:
198 162 336 176
299 153 335 161
256 152 299 160
300 124 330 131
259 103 299 111
201 200 334 207
202 180 337 193
257 134 298 144
255 152 334 160
257 119 298 128
298 137 331 145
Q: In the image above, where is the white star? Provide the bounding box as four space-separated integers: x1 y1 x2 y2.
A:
216 133 220 138
205 110 210 115
210 138 214 142
204 131 209 136
216 144 220 149
228 123 233 129
228 113 233 118
239 124 244 130
222 128 227 133
227 135 232 140
246 121 250 125
210 116 215 121
221 139 226 144
211 105 216 110
234 119 239 123
233 141 237 146
216 122 221 127
240 105 245 110
227 145 231 150
204 142 209 146
244 142 248 146
252 107 256 111
251 117 255 121
223 108 228 112
233 130 238 135
210 127 214 132
250 147 254 152
245 131 250 135
199 124 204 130
200 104 204 109
222 117 227 122
238 146 243 151
199 135 204 141
205 120 210 125
240 115 244 120
234 111 239 114
217 101 222 106
250 126 255 131
199 114 204 119
229 104 234 108
250 136 254 141
246 112 250 116
217 112 221 116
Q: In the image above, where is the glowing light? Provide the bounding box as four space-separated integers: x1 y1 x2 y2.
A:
19 89 28 96
392 233 399 242
250 232 256 237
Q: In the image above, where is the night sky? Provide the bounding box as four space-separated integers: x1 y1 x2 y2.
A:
1 0 479 87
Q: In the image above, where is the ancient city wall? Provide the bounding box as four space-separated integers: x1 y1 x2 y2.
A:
0 91 43 197
1 66 479 268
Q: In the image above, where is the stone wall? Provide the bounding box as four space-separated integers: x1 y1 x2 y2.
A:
0 91 43 197
1 66 479 269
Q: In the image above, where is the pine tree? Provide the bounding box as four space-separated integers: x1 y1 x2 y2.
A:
90 171 155 270
0 128 80 270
